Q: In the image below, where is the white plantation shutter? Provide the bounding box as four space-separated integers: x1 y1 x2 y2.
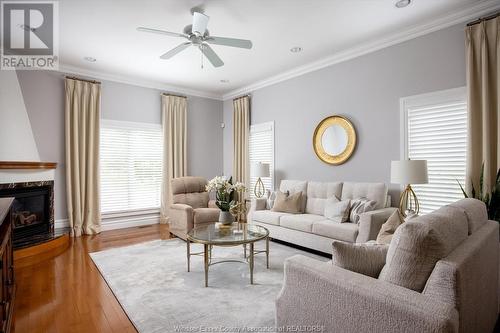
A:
402 88 467 214
249 122 274 199
100 120 163 214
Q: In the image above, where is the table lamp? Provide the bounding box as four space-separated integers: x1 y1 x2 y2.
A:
391 160 428 217
253 162 270 198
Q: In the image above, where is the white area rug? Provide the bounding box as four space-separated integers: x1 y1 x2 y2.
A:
89 239 326 333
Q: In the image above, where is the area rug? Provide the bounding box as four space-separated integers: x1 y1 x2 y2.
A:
89 238 326 333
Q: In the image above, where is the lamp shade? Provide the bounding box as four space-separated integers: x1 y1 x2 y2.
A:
253 162 270 178
391 160 428 185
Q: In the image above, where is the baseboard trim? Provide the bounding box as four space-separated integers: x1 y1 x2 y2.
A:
55 214 160 232
101 214 160 231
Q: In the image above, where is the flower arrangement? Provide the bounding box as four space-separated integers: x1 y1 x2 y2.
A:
206 176 246 212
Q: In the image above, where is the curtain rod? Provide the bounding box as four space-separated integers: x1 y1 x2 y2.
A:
233 94 251 101
65 76 101 84
161 93 187 99
467 11 499 26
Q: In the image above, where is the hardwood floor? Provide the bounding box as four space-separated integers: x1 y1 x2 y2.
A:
12 224 172 333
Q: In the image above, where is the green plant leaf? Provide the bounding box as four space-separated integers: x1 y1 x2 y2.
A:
479 163 484 201
457 180 469 198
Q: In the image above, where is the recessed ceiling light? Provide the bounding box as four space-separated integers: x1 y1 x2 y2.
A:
83 56 96 62
395 0 411 8
220 79 229 83
290 47 302 53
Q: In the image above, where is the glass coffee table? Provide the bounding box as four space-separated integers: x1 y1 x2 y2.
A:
186 223 270 287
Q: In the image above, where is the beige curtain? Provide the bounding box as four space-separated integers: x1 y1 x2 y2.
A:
465 16 499 195
233 96 250 190
161 94 187 223
64 78 101 236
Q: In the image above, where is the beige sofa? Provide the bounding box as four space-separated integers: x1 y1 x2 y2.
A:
276 198 499 333
168 177 220 240
248 180 395 253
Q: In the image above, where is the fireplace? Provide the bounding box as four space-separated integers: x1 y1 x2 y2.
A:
0 181 54 249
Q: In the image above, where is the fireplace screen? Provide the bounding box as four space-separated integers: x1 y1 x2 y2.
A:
0 181 54 248
11 189 48 229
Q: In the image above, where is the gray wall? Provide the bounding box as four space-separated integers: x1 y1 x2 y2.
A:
223 24 466 200
17 71 223 220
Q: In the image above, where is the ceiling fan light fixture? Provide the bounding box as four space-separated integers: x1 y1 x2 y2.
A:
290 46 302 53
395 0 411 8
220 79 229 83
192 12 209 36
83 56 96 62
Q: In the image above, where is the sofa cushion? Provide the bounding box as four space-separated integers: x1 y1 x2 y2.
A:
341 182 388 209
171 177 210 209
280 180 308 213
171 176 207 194
280 214 325 233
312 221 359 242
305 181 343 215
449 198 488 234
324 198 350 223
332 241 389 278
193 208 220 224
379 205 469 292
252 210 291 226
272 191 302 214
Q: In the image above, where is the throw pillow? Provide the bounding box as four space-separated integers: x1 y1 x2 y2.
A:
376 210 403 244
266 190 279 210
324 197 351 223
349 198 377 224
332 241 389 278
271 191 302 214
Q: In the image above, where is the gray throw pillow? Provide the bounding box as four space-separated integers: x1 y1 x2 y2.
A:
332 241 389 278
266 190 277 210
349 198 377 224
324 197 350 223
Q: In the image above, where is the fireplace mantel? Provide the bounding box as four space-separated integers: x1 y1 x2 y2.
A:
0 161 57 170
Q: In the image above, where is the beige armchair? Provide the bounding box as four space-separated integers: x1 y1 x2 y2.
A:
168 176 220 240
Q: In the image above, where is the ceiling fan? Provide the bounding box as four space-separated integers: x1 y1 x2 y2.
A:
137 9 252 68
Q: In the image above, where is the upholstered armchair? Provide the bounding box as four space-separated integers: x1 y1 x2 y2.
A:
168 176 220 240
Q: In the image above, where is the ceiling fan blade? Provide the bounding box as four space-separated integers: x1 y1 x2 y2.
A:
160 42 192 59
192 12 209 35
206 36 252 49
200 44 224 67
137 27 187 39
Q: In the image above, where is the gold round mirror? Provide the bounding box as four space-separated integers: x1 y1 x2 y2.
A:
313 115 356 165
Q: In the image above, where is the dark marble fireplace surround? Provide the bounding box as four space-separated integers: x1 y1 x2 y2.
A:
0 181 54 249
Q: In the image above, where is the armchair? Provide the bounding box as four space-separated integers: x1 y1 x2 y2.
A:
168 176 220 240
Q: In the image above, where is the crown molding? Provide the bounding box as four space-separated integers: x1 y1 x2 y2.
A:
222 0 500 100
57 64 223 100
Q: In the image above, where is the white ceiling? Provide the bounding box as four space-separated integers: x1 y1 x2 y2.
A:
59 0 500 99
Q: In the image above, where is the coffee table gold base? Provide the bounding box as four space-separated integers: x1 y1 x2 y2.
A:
186 237 270 287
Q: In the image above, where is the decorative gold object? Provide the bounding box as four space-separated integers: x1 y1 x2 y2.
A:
399 184 419 217
313 115 357 165
254 177 265 198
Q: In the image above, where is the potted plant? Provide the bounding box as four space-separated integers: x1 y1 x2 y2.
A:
206 176 246 224
457 165 500 222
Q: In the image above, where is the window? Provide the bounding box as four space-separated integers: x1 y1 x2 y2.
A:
401 87 467 214
249 122 275 199
100 120 163 214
